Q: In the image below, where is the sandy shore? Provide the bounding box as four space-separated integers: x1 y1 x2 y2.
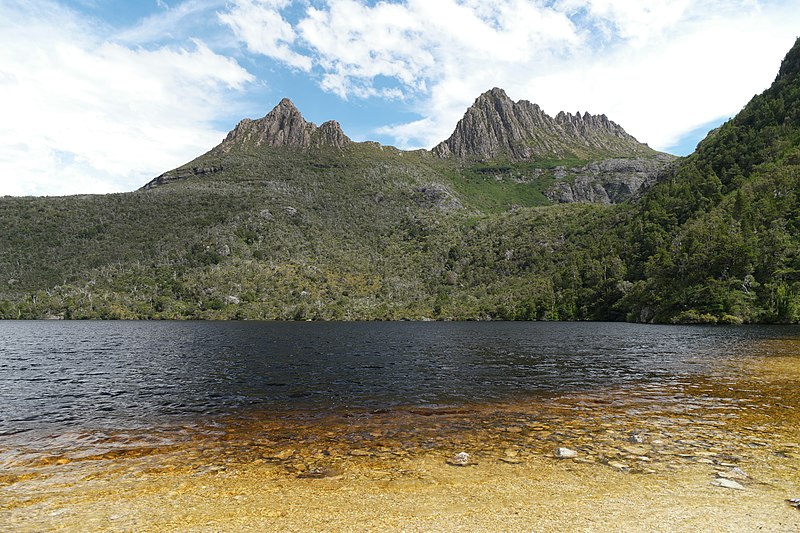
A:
3 444 799 532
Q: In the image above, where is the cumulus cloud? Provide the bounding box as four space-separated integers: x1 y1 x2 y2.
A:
218 0 312 71
221 0 800 151
0 1 253 196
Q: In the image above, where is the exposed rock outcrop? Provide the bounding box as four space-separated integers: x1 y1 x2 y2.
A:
413 183 463 210
433 88 653 161
311 120 350 149
141 164 223 190
544 154 677 204
218 98 351 152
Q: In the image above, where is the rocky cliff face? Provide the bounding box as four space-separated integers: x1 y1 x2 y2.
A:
218 98 351 152
433 88 653 161
544 154 676 204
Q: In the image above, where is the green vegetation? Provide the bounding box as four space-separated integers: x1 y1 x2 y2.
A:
2 39 799 323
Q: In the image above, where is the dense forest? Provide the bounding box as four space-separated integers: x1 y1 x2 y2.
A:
1 39 798 323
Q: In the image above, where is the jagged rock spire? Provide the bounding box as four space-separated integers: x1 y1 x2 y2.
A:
218 98 351 152
433 88 651 161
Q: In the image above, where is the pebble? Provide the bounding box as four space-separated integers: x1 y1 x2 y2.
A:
716 467 748 480
271 449 295 460
554 447 578 459
629 433 646 444
607 461 629 470
622 445 648 456
448 451 472 466
711 478 745 490
787 498 800 510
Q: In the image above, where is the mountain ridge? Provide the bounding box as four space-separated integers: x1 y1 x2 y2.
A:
433 87 654 161
143 86 668 195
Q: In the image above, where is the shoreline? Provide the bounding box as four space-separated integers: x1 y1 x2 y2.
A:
3 438 799 532
3 368 799 531
2 338 799 531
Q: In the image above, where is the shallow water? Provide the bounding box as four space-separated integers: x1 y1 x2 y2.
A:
1 322 799 531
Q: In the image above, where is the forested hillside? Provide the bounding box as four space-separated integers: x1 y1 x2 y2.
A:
1 39 798 323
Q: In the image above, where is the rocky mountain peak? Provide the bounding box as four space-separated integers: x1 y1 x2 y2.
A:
434 88 653 161
432 88 553 160
312 120 351 148
218 99 350 152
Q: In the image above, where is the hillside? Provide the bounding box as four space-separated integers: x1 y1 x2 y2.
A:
615 35 800 323
0 38 798 322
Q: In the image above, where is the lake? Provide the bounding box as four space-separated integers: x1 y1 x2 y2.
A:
1 321 799 531
1 321 792 435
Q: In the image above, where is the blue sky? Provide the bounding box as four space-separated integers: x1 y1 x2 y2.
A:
1 0 798 196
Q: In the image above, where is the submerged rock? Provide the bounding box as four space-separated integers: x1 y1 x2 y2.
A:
622 445 649 456
270 448 296 461
447 451 473 466
629 433 646 444
716 467 749 480
554 447 578 459
711 478 746 490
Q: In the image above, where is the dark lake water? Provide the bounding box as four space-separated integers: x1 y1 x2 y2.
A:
1 321 798 442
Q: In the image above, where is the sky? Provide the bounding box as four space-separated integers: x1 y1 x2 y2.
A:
1 1 798 197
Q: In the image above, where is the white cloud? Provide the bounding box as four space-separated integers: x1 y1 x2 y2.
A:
557 0 695 45
219 0 312 71
117 0 228 45
220 0 800 152
0 1 254 196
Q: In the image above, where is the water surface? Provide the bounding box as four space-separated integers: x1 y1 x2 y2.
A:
2 321 794 440
2 322 800 531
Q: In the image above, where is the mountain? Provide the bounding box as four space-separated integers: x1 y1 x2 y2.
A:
618 36 800 323
217 98 351 152
143 98 351 189
143 88 674 204
0 38 798 322
433 87 654 161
